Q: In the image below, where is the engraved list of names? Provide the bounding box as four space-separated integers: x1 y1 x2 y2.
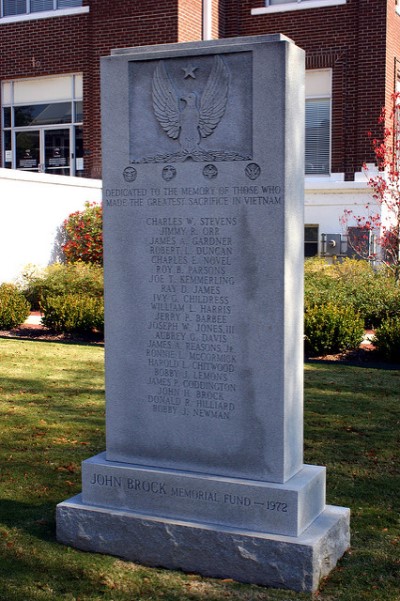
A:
144 185 238 424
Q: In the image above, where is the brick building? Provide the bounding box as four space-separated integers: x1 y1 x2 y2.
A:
1 0 399 255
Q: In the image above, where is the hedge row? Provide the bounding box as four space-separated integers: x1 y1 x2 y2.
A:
1 260 398 359
21 262 103 311
41 294 104 334
0 284 30 329
305 258 400 329
304 258 400 359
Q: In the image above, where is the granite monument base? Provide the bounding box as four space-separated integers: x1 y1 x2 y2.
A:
80 453 326 537
56 496 350 593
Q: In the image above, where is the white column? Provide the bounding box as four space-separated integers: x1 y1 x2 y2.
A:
202 0 212 40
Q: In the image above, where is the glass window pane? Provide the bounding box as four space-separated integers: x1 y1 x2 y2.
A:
305 98 330 175
75 126 84 174
14 102 72 126
57 0 82 7
16 131 39 170
304 225 319 257
305 226 318 242
3 0 27 16
269 0 333 3
3 130 12 165
45 128 70 175
75 101 83 122
305 243 319 257
3 107 12 128
31 0 53 12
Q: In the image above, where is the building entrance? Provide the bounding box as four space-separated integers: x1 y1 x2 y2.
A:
16 127 73 176
2 74 83 177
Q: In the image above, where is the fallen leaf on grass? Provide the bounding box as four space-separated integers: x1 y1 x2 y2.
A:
57 463 78 473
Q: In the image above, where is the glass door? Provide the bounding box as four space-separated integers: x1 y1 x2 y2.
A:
44 128 71 176
16 130 40 171
13 127 74 175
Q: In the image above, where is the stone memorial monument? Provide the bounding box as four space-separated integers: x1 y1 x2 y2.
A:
57 34 350 592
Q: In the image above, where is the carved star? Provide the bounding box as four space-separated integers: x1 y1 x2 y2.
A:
182 64 198 79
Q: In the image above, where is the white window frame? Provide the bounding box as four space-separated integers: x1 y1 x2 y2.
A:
2 73 83 176
304 224 319 257
305 69 332 177
0 0 88 23
252 0 346 16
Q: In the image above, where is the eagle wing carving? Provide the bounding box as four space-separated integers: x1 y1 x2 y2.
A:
198 56 229 139
152 61 181 140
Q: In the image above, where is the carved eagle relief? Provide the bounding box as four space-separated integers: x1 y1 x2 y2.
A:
151 56 230 160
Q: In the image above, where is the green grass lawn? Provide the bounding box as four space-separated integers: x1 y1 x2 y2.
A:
0 338 399 601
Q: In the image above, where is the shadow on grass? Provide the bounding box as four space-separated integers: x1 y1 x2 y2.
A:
0 499 58 540
0 372 104 405
0 499 113 601
306 356 400 371
0 499 290 601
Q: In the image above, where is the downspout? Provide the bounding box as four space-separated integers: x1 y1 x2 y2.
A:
202 0 212 40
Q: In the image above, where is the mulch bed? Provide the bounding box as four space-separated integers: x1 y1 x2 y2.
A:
0 321 104 345
306 344 400 370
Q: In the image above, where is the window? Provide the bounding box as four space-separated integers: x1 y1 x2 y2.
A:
1 0 85 19
2 74 84 176
304 225 319 257
267 0 300 4
305 99 330 174
305 69 331 175
252 0 346 14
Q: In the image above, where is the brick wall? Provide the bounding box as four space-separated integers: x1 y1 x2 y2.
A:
81 0 182 177
0 0 204 178
178 0 202 42
221 0 400 180
1 0 398 180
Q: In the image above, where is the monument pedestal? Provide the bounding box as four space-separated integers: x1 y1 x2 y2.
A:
57 453 350 592
57 495 349 593
79 453 326 537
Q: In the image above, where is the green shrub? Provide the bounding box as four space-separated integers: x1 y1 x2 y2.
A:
0 283 30 329
305 258 400 329
374 317 400 362
41 294 104 334
21 263 103 310
304 303 364 356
